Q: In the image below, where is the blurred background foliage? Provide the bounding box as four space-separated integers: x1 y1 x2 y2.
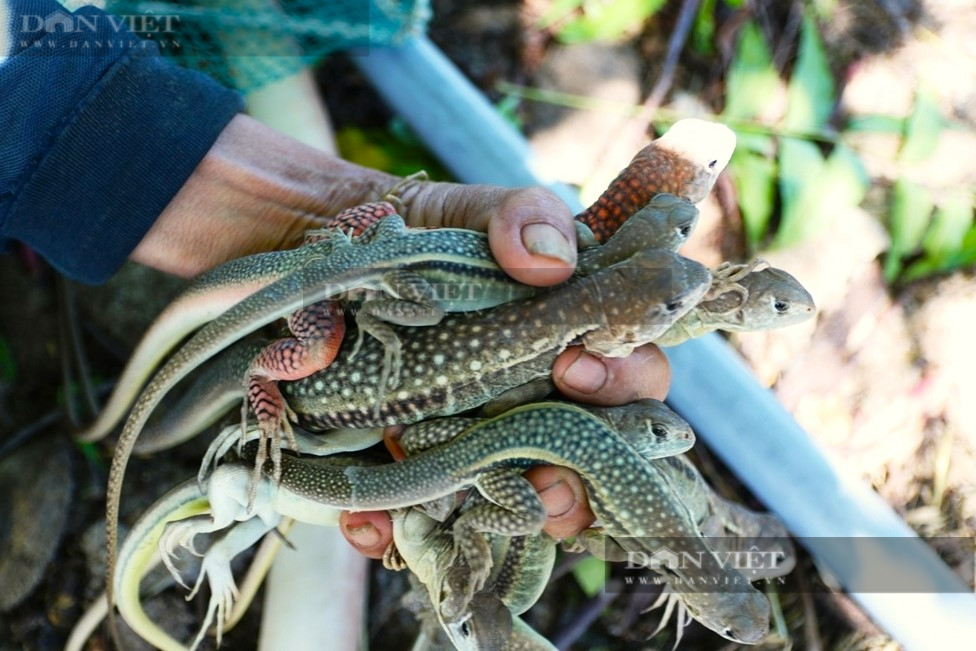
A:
340 0 974 285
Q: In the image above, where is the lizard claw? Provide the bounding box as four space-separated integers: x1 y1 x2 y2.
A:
246 413 299 509
187 552 241 651
159 515 213 590
436 564 480 623
382 542 408 571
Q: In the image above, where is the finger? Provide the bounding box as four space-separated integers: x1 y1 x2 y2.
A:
486 187 576 287
552 343 671 404
525 466 595 539
383 425 406 461
402 183 577 287
339 510 393 560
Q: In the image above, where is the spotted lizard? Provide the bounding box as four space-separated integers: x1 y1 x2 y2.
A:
77 118 733 448
654 259 816 347
107 400 696 650
567 453 796 645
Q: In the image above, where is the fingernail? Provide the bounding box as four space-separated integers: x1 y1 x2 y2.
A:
346 522 381 548
538 480 575 518
560 351 608 395
521 223 575 265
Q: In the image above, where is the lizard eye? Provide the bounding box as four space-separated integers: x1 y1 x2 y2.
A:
459 620 472 637
665 300 682 313
651 424 669 438
678 224 692 238
773 299 790 313
708 159 719 170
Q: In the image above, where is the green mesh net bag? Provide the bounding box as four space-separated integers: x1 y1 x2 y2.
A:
103 0 430 91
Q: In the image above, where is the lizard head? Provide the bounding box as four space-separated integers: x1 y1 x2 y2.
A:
615 194 700 252
582 249 711 357
735 266 817 331
654 119 737 203
667 583 772 645
586 399 696 460
442 591 514 651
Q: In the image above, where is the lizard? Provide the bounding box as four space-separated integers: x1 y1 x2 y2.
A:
565 453 796 645
106 400 695 650
102 206 714 624
237 110 731 448
101 191 701 474
576 118 736 243
653 259 816 347
392 507 558 651
76 117 735 447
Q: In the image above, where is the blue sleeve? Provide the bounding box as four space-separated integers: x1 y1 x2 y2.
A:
0 0 245 284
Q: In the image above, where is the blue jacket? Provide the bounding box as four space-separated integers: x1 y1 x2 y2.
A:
0 0 244 283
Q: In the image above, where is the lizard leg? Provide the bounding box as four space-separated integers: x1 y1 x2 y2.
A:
398 417 481 455
442 469 547 619
304 200 398 244
562 528 630 562
349 269 445 404
380 170 429 213
398 418 481 521
702 258 766 305
185 517 280 651
243 300 345 484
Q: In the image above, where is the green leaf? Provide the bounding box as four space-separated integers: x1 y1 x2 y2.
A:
922 188 974 264
776 138 823 244
495 94 524 132
730 146 777 248
900 82 944 163
883 179 933 281
555 0 665 44
692 0 716 55
783 13 834 132
723 21 781 121
775 140 868 248
572 555 608 597
846 114 907 134
902 258 940 282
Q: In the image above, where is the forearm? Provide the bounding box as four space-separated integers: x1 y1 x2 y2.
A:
131 114 402 278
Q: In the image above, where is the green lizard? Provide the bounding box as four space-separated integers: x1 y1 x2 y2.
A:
567 453 795 645
109 400 696 650
393 507 558 651
127 192 698 456
103 191 699 474
78 116 733 447
100 122 738 627
654 259 816 347
384 399 694 650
